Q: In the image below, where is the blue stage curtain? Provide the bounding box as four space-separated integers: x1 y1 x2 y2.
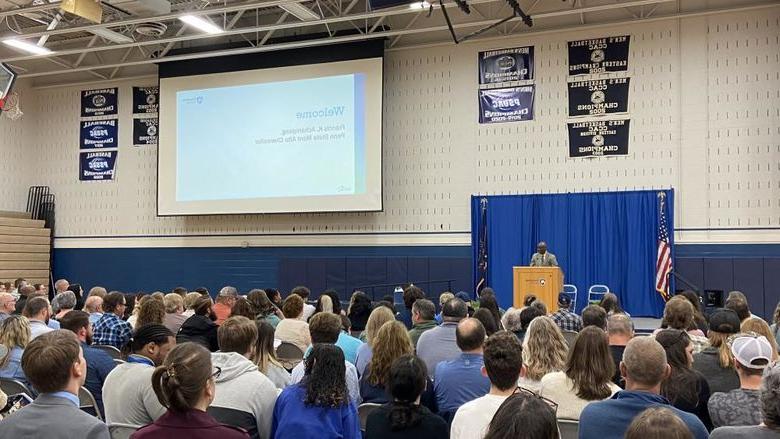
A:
471 190 673 317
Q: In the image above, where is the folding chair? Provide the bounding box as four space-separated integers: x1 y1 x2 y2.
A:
276 342 305 371
108 423 141 439
358 403 382 432
0 378 32 396
561 330 578 348
113 358 126 366
587 285 610 305
563 284 578 312
79 386 102 420
92 344 122 360
558 419 579 439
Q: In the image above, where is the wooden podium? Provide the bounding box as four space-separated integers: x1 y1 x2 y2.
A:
513 266 564 312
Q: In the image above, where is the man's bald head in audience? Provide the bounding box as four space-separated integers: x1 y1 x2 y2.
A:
620 337 670 390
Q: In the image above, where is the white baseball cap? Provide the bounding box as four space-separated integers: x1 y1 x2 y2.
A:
731 335 773 369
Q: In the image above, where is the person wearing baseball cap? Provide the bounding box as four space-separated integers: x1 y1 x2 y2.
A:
708 334 773 428
550 292 583 333
694 308 742 394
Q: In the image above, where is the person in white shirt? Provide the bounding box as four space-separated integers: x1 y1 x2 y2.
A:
451 331 525 439
291 286 316 321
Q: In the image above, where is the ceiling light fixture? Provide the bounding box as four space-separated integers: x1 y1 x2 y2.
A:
89 28 135 44
2 38 52 55
178 15 224 34
409 1 430 9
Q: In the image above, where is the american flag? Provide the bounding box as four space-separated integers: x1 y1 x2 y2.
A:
655 193 672 301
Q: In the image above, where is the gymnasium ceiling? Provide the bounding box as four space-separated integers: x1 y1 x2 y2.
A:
0 0 776 86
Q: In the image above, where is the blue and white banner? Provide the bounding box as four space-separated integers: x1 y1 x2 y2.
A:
80 88 118 117
133 118 158 146
568 35 630 76
79 150 117 181
568 78 630 117
478 46 534 84
568 119 630 158
132 86 159 114
478 86 534 124
79 119 118 149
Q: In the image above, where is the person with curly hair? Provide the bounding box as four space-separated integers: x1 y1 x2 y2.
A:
271 344 360 439
519 316 568 392
346 291 373 333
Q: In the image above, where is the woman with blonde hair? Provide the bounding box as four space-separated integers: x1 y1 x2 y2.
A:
355 306 395 376
253 320 291 389
693 308 741 394
741 317 780 361
540 326 621 419
0 315 32 389
520 316 567 392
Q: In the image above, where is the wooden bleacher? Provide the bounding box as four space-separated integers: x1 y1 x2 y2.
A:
0 211 51 286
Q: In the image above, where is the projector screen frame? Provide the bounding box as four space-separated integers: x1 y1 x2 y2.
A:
155 42 385 217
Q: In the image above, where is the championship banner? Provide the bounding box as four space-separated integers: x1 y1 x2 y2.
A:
79 150 117 181
568 119 630 158
132 86 159 114
79 119 118 149
568 78 630 117
133 118 158 146
80 88 118 117
478 46 534 84
478 86 534 124
568 36 630 75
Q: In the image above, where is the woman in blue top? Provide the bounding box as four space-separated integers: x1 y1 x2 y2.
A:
272 344 360 439
0 315 32 391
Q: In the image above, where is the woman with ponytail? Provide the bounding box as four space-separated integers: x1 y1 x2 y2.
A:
131 342 249 439
271 344 360 439
365 355 448 439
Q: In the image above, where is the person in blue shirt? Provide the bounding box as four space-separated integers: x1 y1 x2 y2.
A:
397 286 425 330
433 318 490 418
58 310 116 416
338 315 364 365
579 336 709 439
272 344 361 439
92 292 132 349
0 315 33 391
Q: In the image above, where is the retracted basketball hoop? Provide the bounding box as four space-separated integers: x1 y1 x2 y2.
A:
0 62 21 120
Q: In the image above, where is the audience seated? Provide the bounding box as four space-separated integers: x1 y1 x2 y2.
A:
336 315 363 364
581 304 607 330
725 291 753 322
52 291 76 320
247 289 281 328
0 292 16 323
324 289 345 316
625 406 695 439
607 313 634 388
346 291 372 333
54 279 70 296
359 321 436 411
290 312 360 403
59 310 116 416
355 306 396 376
274 294 311 354
478 295 504 331
770 302 780 346
133 342 249 439
183 292 202 318
14 284 34 315
481 390 559 439
417 298 468 377
516 305 545 342
290 286 315 321
434 292 454 324
84 295 104 326
0 315 32 388
451 330 524 439
397 286 425 330
103 324 176 425
162 293 188 334
500 308 523 339
136 296 166 328
230 297 256 320
408 298 437 348
473 308 498 336
177 296 220 352
710 363 780 438
23 296 56 338
578 336 709 439
678 290 709 334
741 318 780 361
209 316 277 439
520 316 567 392
93 292 132 348
0 331 109 439
655 296 709 353
434 318 490 417
213 287 239 326
540 326 621 420
253 320 291 390
87 286 108 300
693 308 741 393
272 344 360 439
656 329 713 429
365 355 448 439
550 293 582 332
598 293 627 316
708 334 772 427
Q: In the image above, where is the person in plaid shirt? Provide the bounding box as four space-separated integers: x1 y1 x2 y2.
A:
550 293 583 333
93 291 132 348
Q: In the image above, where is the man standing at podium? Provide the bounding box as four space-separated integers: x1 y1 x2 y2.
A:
530 241 558 267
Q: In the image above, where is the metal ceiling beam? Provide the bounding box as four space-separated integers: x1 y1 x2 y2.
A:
0 2 61 19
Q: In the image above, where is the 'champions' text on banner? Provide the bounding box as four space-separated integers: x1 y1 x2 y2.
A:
133 87 159 114
133 118 158 146
568 36 630 76
568 119 630 158
478 86 535 124
80 88 118 117
79 119 118 149
79 150 117 180
478 46 534 84
568 78 630 117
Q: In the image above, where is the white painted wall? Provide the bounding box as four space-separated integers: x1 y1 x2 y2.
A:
0 81 33 212
11 7 780 247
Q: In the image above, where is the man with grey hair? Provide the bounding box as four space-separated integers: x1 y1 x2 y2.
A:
87 286 107 299
52 291 77 320
84 295 104 325
0 292 16 323
500 308 523 338
710 364 780 438
54 279 70 295
607 313 634 388
579 337 708 439
408 298 437 348
213 286 238 325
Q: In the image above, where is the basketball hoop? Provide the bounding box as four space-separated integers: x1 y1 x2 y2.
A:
0 91 22 120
